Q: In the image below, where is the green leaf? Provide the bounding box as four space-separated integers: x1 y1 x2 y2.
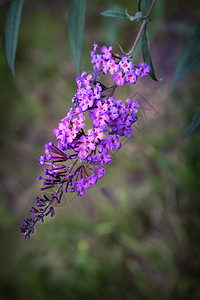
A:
137 0 142 12
142 25 158 81
172 24 200 90
125 9 142 22
101 9 142 22
68 0 86 74
5 0 24 76
101 9 129 19
183 107 200 139
134 11 142 20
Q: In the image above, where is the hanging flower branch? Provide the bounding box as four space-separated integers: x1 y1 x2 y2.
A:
20 42 151 239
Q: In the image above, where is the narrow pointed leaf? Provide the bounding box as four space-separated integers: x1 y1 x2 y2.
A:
183 107 200 139
142 25 158 81
101 9 129 19
137 0 142 12
5 0 24 76
68 0 86 74
172 24 200 90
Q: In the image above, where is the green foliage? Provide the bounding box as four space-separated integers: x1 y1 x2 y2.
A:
142 25 158 80
68 0 87 75
133 11 143 20
125 9 142 22
101 9 142 22
5 0 24 76
101 9 129 19
2 0 87 76
184 107 200 139
137 0 142 12
101 1 157 81
172 24 200 90
172 24 200 137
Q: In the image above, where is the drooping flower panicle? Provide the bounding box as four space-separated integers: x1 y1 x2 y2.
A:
20 43 151 239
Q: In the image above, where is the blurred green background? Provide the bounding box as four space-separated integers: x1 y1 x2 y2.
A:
0 0 200 299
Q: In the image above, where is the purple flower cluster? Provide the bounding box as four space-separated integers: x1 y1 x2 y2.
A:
91 43 151 85
20 43 151 239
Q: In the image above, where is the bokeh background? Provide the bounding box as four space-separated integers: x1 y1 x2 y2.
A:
0 0 200 299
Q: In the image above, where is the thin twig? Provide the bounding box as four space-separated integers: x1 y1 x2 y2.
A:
128 0 156 56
